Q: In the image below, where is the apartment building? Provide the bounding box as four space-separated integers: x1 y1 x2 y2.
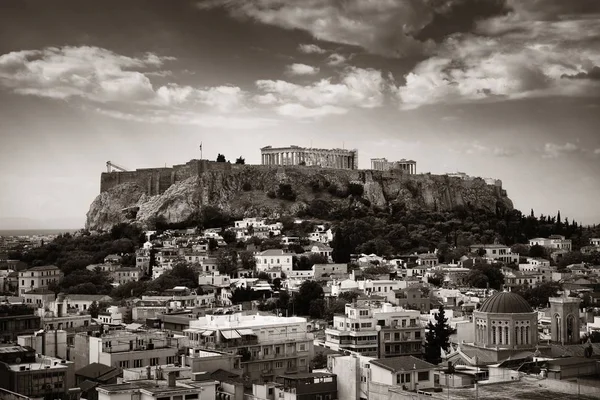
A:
111 267 141 285
96 370 216 400
18 265 63 295
325 301 424 358
469 244 519 264
250 373 337 400
183 313 314 382
254 249 295 273
529 235 572 252
0 304 41 343
0 345 75 400
85 330 186 370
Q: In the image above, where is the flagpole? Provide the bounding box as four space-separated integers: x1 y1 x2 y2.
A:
200 143 203 160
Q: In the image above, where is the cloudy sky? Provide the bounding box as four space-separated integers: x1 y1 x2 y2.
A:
1 0 600 229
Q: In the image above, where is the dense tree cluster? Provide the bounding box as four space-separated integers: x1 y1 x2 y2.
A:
9 224 143 277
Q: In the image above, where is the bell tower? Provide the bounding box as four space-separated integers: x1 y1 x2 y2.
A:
549 297 581 344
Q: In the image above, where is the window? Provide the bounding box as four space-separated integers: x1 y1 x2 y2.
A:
418 371 429 381
299 344 306 351
264 348 270 356
384 333 390 340
150 357 159 366
185 395 199 400
134 359 143 368
119 360 130 368
415 331 421 339
167 356 177 364
275 361 283 368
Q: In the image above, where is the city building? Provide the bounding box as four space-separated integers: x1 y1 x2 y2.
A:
183 313 314 382
254 249 294 274
369 356 436 392
77 329 186 371
65 294 113 312
325 301 424 358
96 370 217 400
328 353 373 400
394 286 431 313
111 267 141 286
416 253 438 267
529 235 572 252
0 344 75 400
469 244 519 264
22 288 55 308
0 304 41 343
261 145 358 169
18 265 63 295
17 330 68 359
251 372 337 400
454 292 539 364
306 242 333 261
370 158 417 174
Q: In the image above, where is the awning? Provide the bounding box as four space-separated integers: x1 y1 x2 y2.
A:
236 329 256 336
202 330 215 337
221 330 242 340
184 328 205 334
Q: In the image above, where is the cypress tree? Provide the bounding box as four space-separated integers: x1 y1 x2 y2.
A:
424 305 453 364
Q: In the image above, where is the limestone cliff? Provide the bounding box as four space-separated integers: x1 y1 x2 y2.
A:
86 165 513 231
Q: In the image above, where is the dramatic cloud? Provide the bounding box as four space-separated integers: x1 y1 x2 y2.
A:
256 67 388 117
95 108 276 129
198 0 516 57
462 142 520 158
326 53 347 66
0 45 254 124
0 46 164 102
543 142 580 158
286 63 319 76
198 0 435 57
396 26 600 108
298 43 327 54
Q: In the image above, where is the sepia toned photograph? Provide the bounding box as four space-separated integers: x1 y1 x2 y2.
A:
0 1 599 399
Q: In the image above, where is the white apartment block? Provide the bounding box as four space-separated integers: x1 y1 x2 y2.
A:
111 267 141 285
469 244 519 264
184 313 314 382
525 257 551 267
88 330 186 369
325 302 424 357
255 249 294 273
529 235 572 251
198 271 230 287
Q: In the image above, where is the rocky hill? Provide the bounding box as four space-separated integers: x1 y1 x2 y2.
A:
86 165 513 231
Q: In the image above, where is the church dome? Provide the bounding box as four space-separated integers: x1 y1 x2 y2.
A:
478 292 533 314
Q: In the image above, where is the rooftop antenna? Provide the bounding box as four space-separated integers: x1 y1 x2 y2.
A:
199 142 203 160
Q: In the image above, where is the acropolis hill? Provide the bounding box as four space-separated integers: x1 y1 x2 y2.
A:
87 159 512 231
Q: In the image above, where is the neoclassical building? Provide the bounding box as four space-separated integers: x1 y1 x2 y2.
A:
370 158 417 174
260 145 358 170
473 292 538 350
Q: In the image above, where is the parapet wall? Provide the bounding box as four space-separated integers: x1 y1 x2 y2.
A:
100 159 239 194
100 159 503 195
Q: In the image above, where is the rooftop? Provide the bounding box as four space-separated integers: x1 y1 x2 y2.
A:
190 312 307 330
371 356 436 372
478 292 533 314
24 265 61 271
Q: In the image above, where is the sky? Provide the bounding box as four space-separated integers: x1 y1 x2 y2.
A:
0 0 599 229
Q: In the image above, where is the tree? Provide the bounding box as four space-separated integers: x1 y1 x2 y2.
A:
465 263 505 290
428 272 445 287
311 352 328 369
294 281 324 316
239 251 257 270
88 301 100 318
217 154 226 162
217 249 238 275
514 282 561 308
276 183 297 201
221 230 237 245
529 245 546 258
235 157 245 164
424 306 453 364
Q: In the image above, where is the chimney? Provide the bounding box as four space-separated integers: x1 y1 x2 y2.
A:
146 365 152 379
167 371 176 388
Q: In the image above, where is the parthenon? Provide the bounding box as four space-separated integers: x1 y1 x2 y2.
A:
261 145 358 170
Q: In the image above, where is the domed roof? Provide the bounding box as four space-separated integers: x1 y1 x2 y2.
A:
479 292 533 314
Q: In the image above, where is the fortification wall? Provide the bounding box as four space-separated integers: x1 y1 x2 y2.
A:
100 159 502 195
